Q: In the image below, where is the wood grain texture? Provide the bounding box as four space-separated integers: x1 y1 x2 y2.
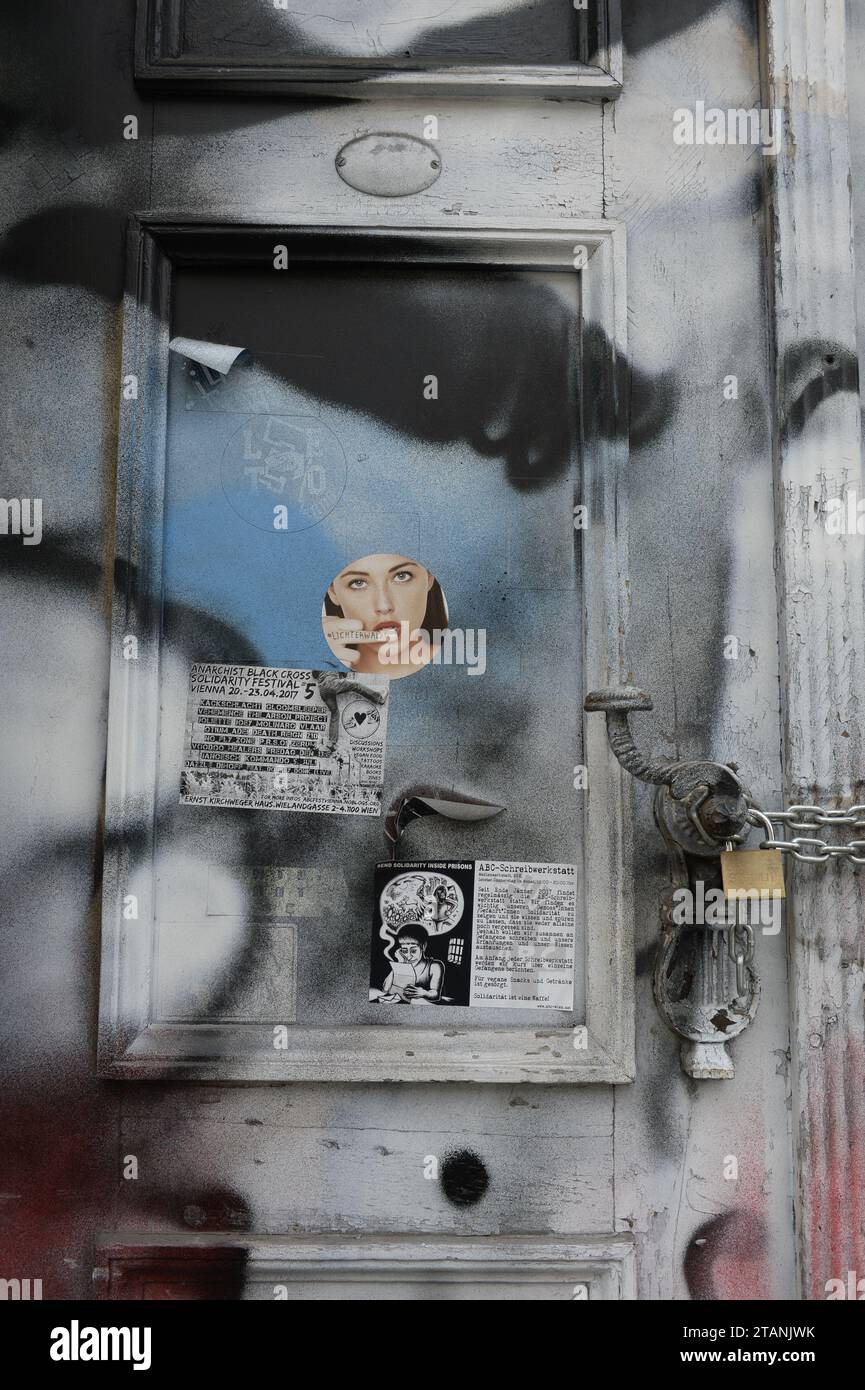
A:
134 0 623 99
148 101 605 221
762 0 865 1300
0 0 807 1302
851 0 865 445
96 1232 635 1299
603 0 796 1299
114 1085 614 1236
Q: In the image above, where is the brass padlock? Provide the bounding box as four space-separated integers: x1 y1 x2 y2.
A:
720 847 786 899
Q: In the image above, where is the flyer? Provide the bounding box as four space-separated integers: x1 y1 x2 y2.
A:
368 860 578 1010
180 663 389 816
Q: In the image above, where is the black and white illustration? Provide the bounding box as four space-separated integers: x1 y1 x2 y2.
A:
369 860 577 1010
370 863 474 1006
180 663 389 815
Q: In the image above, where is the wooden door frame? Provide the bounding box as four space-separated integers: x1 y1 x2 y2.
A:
134 0 623 100
95 1232 637 1300
762 0 865 1300
97 215 635 1084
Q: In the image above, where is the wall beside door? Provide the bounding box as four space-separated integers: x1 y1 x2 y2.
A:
0 0 795 1300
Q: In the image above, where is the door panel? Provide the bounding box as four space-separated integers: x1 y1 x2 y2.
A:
135 0 622 98
114 1085 615 1237
98 219 632 1084
98 1235 635 1300
0 0 804 1302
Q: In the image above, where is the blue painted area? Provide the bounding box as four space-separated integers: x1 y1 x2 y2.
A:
162 489 337 665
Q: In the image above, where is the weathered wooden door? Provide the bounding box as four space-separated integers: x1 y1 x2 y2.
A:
3 0 863 1303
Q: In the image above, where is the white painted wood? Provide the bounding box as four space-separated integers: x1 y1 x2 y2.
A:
148 101 605 222
763 0 865 1299
135 0 623 100
97 217 634 1083
115 1083 614 1236
601 1 797 1299
0 0 807 1305
97 1232 635 1299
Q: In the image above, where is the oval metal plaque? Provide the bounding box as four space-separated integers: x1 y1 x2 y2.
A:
335 133 441 198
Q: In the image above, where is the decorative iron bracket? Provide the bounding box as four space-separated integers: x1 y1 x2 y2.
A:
584 687 759 1079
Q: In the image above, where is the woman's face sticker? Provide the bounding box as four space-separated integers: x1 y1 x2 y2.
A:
322 552 445 679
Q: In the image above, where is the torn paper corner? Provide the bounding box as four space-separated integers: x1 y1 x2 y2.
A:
169 336 249 375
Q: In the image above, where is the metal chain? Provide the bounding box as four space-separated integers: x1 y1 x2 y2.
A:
762 804 865 831
725 914 755 996
746 804 865 864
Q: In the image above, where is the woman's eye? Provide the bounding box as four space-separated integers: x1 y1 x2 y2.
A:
347 579 367 590
393 570 413 583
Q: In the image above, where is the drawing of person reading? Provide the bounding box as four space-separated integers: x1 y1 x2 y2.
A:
378 924 444 1004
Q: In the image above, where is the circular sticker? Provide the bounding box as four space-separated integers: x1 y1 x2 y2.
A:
221 414 346 533
340 699 381 739
322 552 449 680
379 871 464 936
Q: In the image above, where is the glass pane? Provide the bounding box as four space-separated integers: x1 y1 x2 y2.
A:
177 0 580 67
154 260 585 1028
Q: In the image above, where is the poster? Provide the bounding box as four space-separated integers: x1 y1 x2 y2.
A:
369 860 577 1010
180 663 389 815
